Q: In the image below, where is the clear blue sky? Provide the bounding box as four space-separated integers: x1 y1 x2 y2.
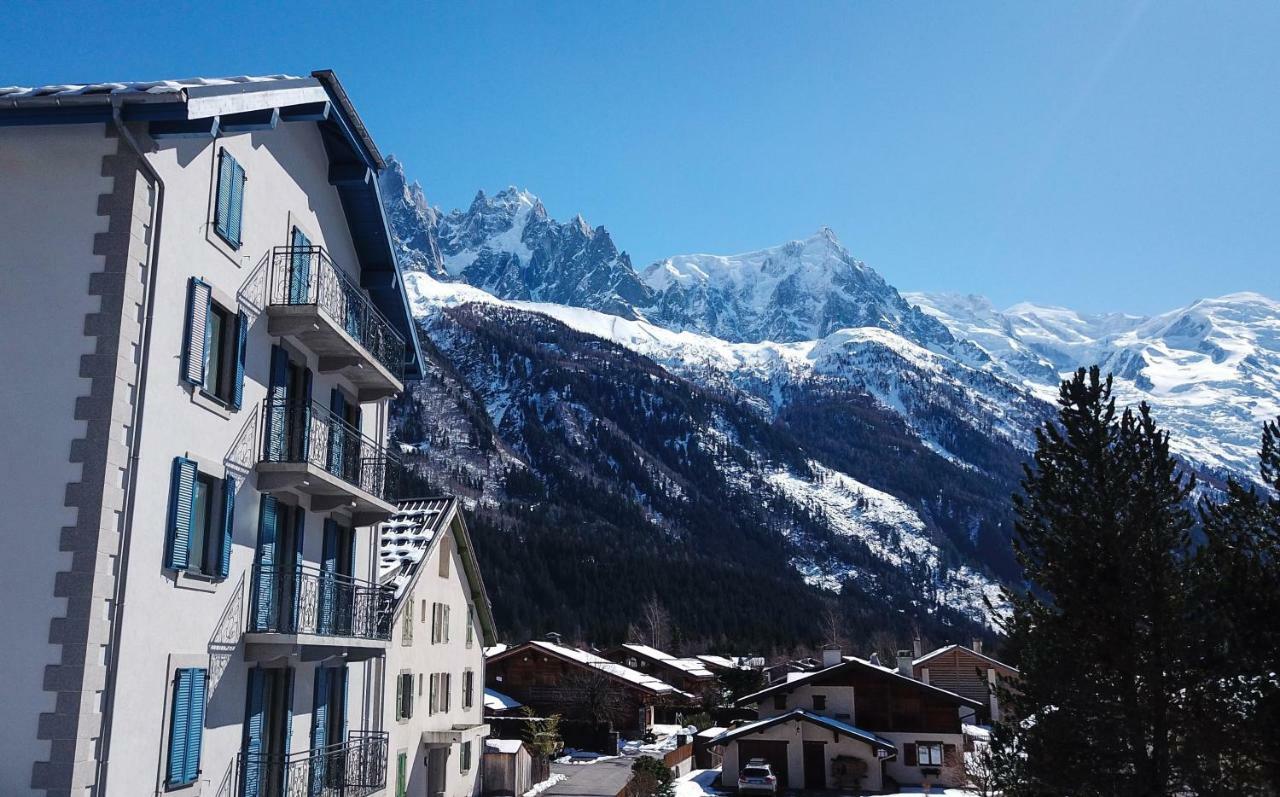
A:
5 1 1278 314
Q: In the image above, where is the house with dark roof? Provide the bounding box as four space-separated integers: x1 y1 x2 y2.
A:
486 639 695 736
378 497 498 797
0 71 421 796
711 650 982 792
913 640 1019 724
601 643 720 695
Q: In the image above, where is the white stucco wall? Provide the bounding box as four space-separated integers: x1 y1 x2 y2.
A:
720 721 885 793
757 683 855 722
384 517 489 797
877 731 966 788
0 123 118 794
62 119 395 795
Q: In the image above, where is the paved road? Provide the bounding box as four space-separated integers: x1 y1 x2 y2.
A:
546 757 636 797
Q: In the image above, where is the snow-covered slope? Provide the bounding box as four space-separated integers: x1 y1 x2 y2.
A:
907 291 1280 476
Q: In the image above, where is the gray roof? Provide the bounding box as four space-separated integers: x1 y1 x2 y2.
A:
0 74 301 100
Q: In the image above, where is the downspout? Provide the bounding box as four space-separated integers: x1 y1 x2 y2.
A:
96 96 166 796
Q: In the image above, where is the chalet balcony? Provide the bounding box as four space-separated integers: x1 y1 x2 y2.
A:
239 731 389 797
256 399 401 523
244 562 394 661
265 246 406 400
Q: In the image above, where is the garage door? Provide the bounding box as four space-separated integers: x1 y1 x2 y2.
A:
737 739 789 786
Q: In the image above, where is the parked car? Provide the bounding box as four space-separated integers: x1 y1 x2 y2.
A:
738 759 779 794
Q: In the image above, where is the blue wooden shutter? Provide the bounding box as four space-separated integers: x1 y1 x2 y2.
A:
231 310 248 410
185 669 207 783
292 510 306 631
166 457 198 570
181 279 211 386
242 668 266 796
283 668 296 793
338 665 350 740
265 346 290 461
319 519 339 635
299 367 313 462
227 157 246 249
327 389 346 477
219 475 236 579
252 495 279 630
166 669 193 785
214 150 234 242
289 227 311 304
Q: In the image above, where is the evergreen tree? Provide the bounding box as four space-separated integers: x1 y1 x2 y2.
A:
993 367 1195 795
1182 419 1280 792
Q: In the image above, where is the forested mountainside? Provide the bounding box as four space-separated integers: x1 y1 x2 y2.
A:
378 157 1278 649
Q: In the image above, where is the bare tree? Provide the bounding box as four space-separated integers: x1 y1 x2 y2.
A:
965 738 999 797
819 604 849 650
639 596 672 651
565 667 626 729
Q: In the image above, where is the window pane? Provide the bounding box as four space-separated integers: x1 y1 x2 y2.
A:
204 309 223 396
191 477 211 573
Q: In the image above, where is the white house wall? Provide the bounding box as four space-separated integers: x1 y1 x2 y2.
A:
721 723 885 793
384 517 489 797
0 123 121 793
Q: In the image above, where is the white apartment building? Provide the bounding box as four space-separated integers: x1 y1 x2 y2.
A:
377 498 497 797
0 71 425 797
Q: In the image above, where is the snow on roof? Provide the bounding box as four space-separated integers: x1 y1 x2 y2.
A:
377 497 454 598
485 644 510 658
696 726 728 739
621 644 715 678
913 644 1019 673
708 709 897 754
486 738 525 754
0 74 302 100
524 640 691 697
484 688 523 711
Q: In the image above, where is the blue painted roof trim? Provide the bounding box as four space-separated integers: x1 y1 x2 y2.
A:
0 71 423 378
708 709 898 755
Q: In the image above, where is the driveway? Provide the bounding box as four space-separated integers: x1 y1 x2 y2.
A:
546 756 636 797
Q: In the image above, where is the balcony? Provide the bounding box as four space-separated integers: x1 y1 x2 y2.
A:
266 246 406 400
244 562 394 661
239 731 388 797
256 399 401 523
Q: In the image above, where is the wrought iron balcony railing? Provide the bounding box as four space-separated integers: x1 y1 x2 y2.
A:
268 245 406 382
260 398 402 503
247 562 394 642
239 731 389 797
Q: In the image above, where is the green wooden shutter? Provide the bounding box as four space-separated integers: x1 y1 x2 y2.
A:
395 672 404 721
396 752 407 797
166 457 198 570
218 475 236 579
181 278 211 386
231 310 248 410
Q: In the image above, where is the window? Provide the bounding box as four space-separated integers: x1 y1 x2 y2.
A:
812 694 827 711
166 457 235 579
182 278 247 409
463 669 475 710
460 741 472 773
439 536 451 578
773 694 787 711
395 752 407 797
432 603 451 644
165 668 207 787
466 609 474 649
213 149 246 249
402 592 414 646
396 672 413 720
917 742 944 767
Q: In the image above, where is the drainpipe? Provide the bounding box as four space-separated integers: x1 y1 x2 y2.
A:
96 96 166 796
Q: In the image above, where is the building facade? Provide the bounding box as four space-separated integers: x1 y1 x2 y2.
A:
377 498 497 797
913 642 1019 724
719 653 982 791
0 72 423 796
600 643 719 696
